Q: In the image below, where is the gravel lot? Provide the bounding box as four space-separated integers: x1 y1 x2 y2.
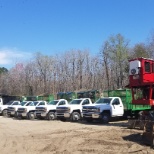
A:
0 116 153 154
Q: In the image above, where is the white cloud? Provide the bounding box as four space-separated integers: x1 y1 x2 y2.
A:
0 48 33 69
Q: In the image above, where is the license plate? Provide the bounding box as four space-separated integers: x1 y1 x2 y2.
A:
17 113 21 116
64 113 70 118
22 113 26 116
41 113 46 117
92 114 99 118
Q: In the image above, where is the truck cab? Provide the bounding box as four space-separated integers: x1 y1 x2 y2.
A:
7 101 33 117
0 100 21 116
82 97 124 123
35 99 68 120
56 98 93 122
16 101 48 120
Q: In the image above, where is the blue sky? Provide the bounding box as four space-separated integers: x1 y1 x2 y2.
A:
0 0 154 69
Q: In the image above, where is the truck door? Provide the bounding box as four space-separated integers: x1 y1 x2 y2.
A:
111 98 123 116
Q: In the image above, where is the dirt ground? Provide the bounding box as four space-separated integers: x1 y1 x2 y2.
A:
0 116 153 154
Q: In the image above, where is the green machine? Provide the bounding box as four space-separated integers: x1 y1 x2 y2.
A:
57 92 67 100
57 92 77 102
24 94 54 102
77 90 100 103
65 92 77 102
37 94 54 102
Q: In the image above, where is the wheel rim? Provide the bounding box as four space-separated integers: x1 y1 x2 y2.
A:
29 113 35 119
49 113 55 120
73 113 80 121
3 110 7 116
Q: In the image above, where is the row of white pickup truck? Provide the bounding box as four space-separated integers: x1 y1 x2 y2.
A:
0 97 125 123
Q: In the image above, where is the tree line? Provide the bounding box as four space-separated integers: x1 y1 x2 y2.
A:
0 33 154 97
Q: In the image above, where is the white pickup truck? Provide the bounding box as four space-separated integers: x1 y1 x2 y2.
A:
56 98 93 122
35 99 69 120
7 101 33 117
0 100 21 116
16 101 48 120
82 97 124 123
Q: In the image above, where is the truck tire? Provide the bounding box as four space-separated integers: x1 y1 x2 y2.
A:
101 113 110 124
71 112 81 122
2 109 8 117
47 112 56 120
28 112 35 120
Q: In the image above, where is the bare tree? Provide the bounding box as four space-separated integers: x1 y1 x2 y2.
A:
34 52 55 94
100 34 129 90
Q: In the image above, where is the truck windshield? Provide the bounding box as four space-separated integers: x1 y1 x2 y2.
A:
48 100 58 105
21 101 27 106
21 101 32 106
5 101 14 105
69 99 82 105
28 101 38 106
95 98 112 104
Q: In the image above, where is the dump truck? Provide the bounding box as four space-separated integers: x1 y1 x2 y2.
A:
82 89 151 123
16 101 48 120
35 99 69 120
56 98 93 122
0 100 21 116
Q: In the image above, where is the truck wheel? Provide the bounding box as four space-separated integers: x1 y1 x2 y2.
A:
47 112 56 120
28 112 35 120
101 113 110 124
2 110 8 117
71 112 81 122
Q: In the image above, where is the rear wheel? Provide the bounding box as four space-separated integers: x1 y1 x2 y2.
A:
28 112 35 120
47 112 56 120
2 110 8 117
101 113 110 124
71 112 81 122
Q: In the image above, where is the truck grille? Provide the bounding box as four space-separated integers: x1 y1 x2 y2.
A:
56 107 69 114
82 106 98 113
36 107 46 112
8 107 15 112
17 108 26 113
